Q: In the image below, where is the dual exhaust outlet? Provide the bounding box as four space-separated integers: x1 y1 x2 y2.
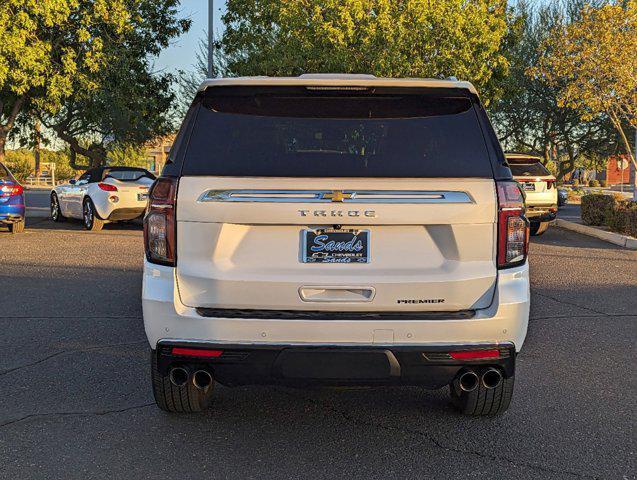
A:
169 367 213 391
456 367 503 392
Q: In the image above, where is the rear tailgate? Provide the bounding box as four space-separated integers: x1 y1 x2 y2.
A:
172 85 501 313
176 177 496 312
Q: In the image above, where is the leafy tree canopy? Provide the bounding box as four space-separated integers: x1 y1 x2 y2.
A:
219 0 516 105
0 1 190 168
532 0 637 168
491 0 619 180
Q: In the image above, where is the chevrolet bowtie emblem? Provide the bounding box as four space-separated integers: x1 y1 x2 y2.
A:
321 190 354 202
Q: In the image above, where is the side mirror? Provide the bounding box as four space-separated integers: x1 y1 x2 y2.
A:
69 179 77 185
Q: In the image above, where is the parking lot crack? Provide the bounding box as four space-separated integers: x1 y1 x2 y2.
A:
0 340 146 377
278 389 600 479
530 314 635 321
532 292 612 316
0 403 155 429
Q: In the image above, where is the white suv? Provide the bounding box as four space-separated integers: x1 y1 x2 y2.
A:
143 75 530 416
506 153 558 236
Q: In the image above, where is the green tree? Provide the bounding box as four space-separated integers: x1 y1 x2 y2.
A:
4 149 34 183
0 1 130 163
107 144 149 168
491 1 618 180
0 1 190 168
219 0 515 105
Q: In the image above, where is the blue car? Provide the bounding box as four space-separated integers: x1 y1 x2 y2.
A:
0 161 25 233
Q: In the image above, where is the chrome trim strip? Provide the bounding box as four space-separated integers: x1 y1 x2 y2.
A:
198 190 474 204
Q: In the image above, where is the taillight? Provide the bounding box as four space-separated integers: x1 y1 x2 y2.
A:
0 184 24 197
545 179 556 189
496 181 529 269
143 177 177 266
98 183 118 192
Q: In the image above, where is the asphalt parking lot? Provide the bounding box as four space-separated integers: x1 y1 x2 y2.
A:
0 218 635 479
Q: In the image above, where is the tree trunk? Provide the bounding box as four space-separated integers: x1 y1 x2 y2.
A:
52 126 107 170
0 130 6 165
34 121 41 176
0 95 27 165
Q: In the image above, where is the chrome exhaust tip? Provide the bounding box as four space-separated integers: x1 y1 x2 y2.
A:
192 370 213 391
169 367 189 387
481 368 503 389
457 370 480 392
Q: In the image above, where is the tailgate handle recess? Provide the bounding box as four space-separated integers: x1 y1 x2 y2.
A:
299 286 375 303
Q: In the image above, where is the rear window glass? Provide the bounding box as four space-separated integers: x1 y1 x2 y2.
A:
509 163 550 177
181 90 493 178
105 169 154 181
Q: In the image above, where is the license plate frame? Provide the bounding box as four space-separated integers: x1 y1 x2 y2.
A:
301 228 370 264
523 183 536 191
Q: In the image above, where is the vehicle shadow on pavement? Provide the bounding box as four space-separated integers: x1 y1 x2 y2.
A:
23 217 143 232
530 225 630 251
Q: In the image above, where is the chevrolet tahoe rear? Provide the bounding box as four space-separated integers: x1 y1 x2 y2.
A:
142 75 530 416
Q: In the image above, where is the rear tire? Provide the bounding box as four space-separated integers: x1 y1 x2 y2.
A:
50 193 65 222
449 371 514 416
150 351 214 413
83 198 105 231
9 219 25 234
529 221 549 236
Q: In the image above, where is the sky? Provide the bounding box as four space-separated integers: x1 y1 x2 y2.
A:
154 0 226 75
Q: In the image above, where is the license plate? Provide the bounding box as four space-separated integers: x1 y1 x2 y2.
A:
137 193 149 201
523 183 535 191
302 229 370 263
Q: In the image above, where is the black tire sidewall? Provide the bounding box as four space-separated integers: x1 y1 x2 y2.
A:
51 193 63 222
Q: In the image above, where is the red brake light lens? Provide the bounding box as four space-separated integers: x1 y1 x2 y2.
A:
0 184 24 197
449 349 500 360
496 181 529 268
171 347 223 358
143 177 177 266
98 183 118 192
545 179 556 189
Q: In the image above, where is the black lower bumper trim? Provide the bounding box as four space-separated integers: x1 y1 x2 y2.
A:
107 207 144 221
156 342 515 389
195 308 476 321
526 209 557 222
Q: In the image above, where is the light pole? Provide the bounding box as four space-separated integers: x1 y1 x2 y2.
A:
208 0 214 78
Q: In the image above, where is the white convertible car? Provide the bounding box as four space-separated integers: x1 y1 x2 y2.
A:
51 166 156 230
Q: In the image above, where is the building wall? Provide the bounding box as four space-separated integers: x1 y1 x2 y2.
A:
604 155 634 185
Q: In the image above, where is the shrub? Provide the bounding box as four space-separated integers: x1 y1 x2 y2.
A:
581 194 617 226
588 179 600 187
4 150 34 183
606 201 637 238
599 180 607 188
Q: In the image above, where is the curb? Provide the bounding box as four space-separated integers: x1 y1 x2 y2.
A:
554 219 637 250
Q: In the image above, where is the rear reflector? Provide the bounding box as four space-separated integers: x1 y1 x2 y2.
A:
171 347 223 358
449 350 500 360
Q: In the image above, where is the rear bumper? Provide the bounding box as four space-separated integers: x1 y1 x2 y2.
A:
143 261 530 356
106 207 145 221
0 206 25 224
155 342 515 388
526 206 557 221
